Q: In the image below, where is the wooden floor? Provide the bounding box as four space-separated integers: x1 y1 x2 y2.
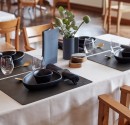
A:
1 3 130 51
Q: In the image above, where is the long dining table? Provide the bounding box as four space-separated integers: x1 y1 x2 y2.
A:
0 34 130 125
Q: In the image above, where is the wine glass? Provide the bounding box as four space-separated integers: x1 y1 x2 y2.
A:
1 55 14 75
32 56 46 70
84 38 95 54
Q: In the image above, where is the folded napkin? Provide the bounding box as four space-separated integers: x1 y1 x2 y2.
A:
46 64 79 85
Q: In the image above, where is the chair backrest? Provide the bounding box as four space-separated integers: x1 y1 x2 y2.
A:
0 17 20 51
98 85 130 125
23 23 53 51
19 0 40 7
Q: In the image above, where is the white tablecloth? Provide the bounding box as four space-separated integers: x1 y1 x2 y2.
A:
0 70 130 125
0 34 130 125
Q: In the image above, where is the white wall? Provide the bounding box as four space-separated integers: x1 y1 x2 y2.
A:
70 0 103 8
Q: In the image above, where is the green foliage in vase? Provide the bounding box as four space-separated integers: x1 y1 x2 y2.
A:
53 6 91 39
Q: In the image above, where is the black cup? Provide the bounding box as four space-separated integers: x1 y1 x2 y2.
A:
33 69 53 84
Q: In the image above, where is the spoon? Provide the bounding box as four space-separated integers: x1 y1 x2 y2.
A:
15 78 23 81
14 62 31 68
97 43 104 48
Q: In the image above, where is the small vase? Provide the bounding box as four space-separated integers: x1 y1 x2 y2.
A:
63 37 75 60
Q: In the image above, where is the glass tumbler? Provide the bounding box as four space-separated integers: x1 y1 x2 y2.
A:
32 56 46 70
110 39 121 54
1 55 14 75
84 38 95 54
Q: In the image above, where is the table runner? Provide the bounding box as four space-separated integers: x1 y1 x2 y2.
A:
0 72 92 105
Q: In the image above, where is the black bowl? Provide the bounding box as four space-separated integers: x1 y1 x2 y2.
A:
33 69 53 84
114 49 130 63
13 51 25 65
2 51 16 58
23 71 62 90
122 49 130 57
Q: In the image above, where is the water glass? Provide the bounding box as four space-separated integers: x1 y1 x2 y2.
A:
32 56 45 70
110 40 121 54
84 38 95 54
1 55 14 75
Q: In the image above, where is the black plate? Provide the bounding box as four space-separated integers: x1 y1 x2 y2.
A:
13 51 25 64
23 71 62 91
114 49 130 63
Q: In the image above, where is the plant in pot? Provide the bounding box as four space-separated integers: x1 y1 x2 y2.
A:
53 6 91 60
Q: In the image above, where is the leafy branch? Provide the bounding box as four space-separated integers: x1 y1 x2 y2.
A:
53 6 91 39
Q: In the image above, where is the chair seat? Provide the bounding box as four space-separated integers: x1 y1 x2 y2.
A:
111 5 130 12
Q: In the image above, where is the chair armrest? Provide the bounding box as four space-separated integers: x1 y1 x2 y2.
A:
98 94 130 121
120 85 130 94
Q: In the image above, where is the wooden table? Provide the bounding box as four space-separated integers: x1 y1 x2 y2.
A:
0 34 130 125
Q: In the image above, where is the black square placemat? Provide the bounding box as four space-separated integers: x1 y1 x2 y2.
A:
0 53 33 79
86 39 120 56
87 51 130 71
0 73 92 105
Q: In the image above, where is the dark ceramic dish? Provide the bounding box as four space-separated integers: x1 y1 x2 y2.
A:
114 49 130 63
13 51 25 64
33 69 53 83
122 49 130 57
2 51 16 58
23 71 62 91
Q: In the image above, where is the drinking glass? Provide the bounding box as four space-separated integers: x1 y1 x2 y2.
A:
110 39 121 54
1 55 14 75
84 38 95 54
32 56 45 70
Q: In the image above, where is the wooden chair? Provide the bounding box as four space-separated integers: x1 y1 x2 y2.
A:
0 0 11 12
19 0 42 18
23 23 52 51
98 85 130 125
103 0 130 34
0 17 20 51
52 0 70 16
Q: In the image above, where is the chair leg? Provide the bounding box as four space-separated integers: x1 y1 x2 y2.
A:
1 0 4 10
52 6 55 17
103 9 108 30
33 7 36 19
6 0 11 12
116 8 122 35
67 0 70 10
107 0 112 33
98 101 109 125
